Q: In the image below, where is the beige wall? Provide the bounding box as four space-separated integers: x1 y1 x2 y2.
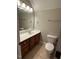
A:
35 8 61 42
30 0 61 11
30 0 61 51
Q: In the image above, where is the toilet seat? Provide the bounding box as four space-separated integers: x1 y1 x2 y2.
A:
45 42 54 51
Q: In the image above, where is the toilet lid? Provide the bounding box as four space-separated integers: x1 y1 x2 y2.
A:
45 43 54 51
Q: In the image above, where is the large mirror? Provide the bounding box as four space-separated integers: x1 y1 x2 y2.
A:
17 0 35 32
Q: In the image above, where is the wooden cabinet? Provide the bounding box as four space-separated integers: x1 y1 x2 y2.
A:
35 33 40 44
20 39 29 58
19 33 41 58
29 36 35 49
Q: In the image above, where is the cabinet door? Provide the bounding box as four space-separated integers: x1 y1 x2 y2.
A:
21 46 29 58
20 40 29 48
35 33 40 44
29 33 41 49
20 39 29 58
30 37 35 49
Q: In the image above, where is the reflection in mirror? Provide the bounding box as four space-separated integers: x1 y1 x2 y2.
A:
17 0 35 32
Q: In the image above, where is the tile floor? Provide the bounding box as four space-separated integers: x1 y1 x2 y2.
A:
23 43 56 59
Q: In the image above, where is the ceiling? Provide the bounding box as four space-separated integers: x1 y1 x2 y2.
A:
30 0 61 11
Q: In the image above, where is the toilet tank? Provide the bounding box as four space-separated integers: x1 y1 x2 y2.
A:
47 35 58 43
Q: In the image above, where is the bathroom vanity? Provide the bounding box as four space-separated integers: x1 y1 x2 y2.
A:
19 30 41 58
17 0 40 58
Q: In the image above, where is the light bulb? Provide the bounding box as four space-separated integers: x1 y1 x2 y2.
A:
21 3 26 8
17 0 21 7
29 8 33 12
26 6 30 10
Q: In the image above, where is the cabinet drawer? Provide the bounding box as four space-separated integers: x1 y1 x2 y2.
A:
21 43 29 50
20 40 29 48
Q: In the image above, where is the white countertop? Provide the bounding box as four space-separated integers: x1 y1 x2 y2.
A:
20 29 41 42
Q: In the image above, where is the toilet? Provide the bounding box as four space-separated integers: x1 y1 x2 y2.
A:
45 35 58 55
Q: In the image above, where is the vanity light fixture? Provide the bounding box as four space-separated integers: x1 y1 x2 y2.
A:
17 0 21 7
21 3 26 8
29 8 33 12
17 1 33 13
26 6 30 10
25 6 33 12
